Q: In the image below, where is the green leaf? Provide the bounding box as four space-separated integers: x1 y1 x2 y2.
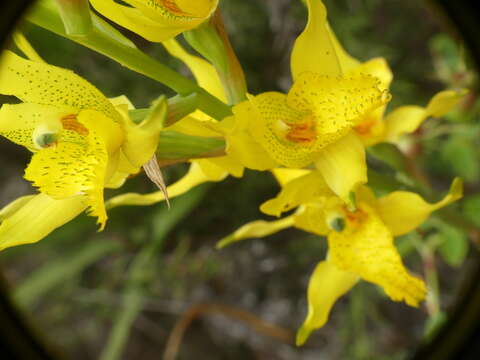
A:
462 194 480 227
424 311 447 340
440 135 480 182
436 221 469 267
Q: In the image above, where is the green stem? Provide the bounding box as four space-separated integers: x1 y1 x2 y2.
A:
25 0 232 120
54 0 92 36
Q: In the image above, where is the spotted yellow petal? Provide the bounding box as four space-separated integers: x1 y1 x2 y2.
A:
0 103 69 151
315 132 367 202
296 260 359 346
23 110 123 229
328 203 427 307
0 50 120 122
260 171 332 217
377 178 463 236
89 0 218 42
0 193 87 251
291 0 341 79
105 161 226 209
216 216 295 249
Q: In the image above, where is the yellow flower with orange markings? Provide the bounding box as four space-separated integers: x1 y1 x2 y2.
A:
0 50 165 251
217 168 463 345
88 0 219 42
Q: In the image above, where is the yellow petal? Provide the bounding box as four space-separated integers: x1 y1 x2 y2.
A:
326 23 360 72
0 193 87 251
426 89 468 117
120 97 167 168
225 101 278 170
216 216 295 249
315 132 367 202
105 161 225 209
0 51 120 122
377 178 463 236
260 171 332 217
383 105 427 143
162 39 225 101
383 89 467 143
0 195 36 221
270 168 311 186
23 110 122 229
296 260 359 346
89 0 218 42
0 103 68 151
293 204 330 236
200 156 244 178
328 203 427 307
291 0 341 79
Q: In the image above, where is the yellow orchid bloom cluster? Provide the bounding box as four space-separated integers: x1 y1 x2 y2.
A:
217 169 463 345
0 0 469 350
0 50 165 250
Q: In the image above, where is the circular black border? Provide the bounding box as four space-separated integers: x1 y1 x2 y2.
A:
0 1 479 359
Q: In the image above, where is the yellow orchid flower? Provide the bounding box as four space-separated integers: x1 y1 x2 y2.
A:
215 0 390 202
218 169 463 346
88 0 219 42
0 50 165 251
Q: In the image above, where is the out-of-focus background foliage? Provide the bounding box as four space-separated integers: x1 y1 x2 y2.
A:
0 0 479 359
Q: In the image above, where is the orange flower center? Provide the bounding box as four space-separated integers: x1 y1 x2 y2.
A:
354 117 376 136
285 118 317 144
155 0 191 16
61 114 89 136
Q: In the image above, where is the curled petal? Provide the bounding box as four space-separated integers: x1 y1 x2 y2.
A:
328 203 427 307
120 97 167 169
216 216 295 249
377 178 463 236
296 260 359 346
270 168 311 187
0 194 87 251
315 132 367 202
89 0 218 42
384 89 467 143
260 171 331 217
